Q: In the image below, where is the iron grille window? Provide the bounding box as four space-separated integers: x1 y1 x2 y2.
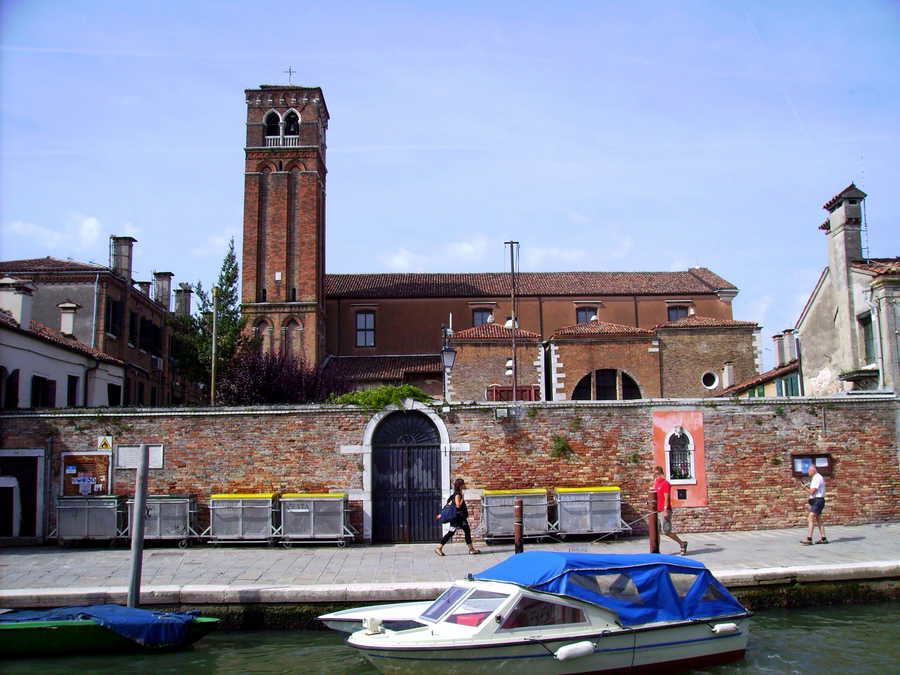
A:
105 299 124 337
668 430 693 480
472 309 492 327
576 307 597 324
356 311 375 347
667 305 689 321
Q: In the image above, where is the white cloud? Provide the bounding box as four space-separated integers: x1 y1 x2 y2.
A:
190 229 239 258
1 214 112 254
380 248 426 272
446 235 489 262
605 235 634 261
523 246 587 269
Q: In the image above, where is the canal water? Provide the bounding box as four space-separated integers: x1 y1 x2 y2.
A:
4 603 898 674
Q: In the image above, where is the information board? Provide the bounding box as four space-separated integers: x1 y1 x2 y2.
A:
61 452 112 496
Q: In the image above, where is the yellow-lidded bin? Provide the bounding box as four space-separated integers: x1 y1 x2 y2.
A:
482 488 548 541
280 492 350 542
208 493 275 541
554 486 624 535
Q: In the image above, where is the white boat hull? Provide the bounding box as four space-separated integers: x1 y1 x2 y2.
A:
318 601 432 634
352 617 750 674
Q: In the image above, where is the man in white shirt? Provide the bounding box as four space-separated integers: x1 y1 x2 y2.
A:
802 466 827 545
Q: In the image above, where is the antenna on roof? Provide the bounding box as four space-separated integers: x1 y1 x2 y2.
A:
284 67 295 85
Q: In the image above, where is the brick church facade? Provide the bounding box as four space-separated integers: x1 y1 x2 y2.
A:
241 85 760 401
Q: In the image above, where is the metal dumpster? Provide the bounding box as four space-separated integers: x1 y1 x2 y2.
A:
482 488 549 541
554 486 624 535
56 496 123 540
126 495 197 545
207 493 275 542
278 493 351 544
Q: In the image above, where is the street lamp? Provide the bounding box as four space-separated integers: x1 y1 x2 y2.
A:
441 325 457 403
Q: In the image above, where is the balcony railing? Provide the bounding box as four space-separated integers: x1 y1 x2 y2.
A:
265 135 301 147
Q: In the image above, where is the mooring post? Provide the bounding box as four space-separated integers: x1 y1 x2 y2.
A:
513 497 524 554
648 490 659 554
127 443 149 608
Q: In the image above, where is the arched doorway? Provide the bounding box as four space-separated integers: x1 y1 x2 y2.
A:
572 369 642 400
371 411 442 543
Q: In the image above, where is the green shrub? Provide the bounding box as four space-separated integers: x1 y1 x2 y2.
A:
329 384 433 410
551 434 575 459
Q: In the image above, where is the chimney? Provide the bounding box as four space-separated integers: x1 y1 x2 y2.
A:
0 277 34 327
174 282 193 317
136 281 151 296
782 329 797 362
109 236 137 280
153 272 174 310
773 333 786 367
722 361 735 389
56 300 81 337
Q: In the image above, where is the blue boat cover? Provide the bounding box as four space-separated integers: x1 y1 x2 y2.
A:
473 551 747 627
0 605 199 647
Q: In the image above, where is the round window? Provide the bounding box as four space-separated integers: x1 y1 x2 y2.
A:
701 371 718 389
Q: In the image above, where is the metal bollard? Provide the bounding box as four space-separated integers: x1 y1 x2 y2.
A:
513 498 524 554
648 490 659 554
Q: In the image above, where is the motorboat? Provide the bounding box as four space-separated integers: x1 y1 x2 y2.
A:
347 551 750 673
319 600 433 634
0 604 219 658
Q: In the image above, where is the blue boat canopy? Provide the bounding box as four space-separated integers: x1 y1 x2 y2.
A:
473 551 747 627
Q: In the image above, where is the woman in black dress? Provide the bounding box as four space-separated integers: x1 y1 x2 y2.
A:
435 478 480 556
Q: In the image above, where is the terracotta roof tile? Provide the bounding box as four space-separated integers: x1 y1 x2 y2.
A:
656 315 758 330
0 256 107 273
851 257 900 276
327 355 442 382
452 323 541 342
551 320 654 339
0 314 124 366
721 360 799 396
325 267 736 299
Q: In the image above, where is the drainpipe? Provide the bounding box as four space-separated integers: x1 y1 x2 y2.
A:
91 274 100 348
44 435 53 542
83 359 101 407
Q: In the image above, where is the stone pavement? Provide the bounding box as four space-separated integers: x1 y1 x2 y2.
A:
1 523 897 599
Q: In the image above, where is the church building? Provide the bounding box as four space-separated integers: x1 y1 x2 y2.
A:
240 84 761 401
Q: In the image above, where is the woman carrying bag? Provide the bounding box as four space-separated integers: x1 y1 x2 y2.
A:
435 478 480 556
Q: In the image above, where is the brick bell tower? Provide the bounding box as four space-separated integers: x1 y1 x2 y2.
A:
241 84 328 366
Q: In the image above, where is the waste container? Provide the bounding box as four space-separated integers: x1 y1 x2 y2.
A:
56 496 123 541
126 495 197 545
279 493 351 544
207 493 275 542
554 486 624 535
482 488 549 541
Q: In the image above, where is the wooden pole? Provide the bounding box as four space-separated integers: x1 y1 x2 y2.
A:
513 497 524 554
648 490 659 554
127 443 149 608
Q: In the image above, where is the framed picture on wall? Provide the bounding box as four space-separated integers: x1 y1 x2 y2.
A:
791 453 833 477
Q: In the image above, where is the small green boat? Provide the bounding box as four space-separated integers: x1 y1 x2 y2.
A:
0 606 219 658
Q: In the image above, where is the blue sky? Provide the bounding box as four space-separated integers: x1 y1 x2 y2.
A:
2 1 898 368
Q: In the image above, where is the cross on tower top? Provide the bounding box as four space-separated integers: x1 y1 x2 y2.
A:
284 67 295 85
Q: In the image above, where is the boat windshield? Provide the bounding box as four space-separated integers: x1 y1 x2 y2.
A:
420 586 469 622
444 590 509 628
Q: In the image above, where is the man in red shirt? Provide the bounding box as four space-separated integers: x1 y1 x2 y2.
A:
653 466 688 555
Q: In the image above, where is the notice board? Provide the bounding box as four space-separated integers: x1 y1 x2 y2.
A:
61 452 112 496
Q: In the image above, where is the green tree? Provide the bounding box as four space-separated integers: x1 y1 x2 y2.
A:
170 238 247 396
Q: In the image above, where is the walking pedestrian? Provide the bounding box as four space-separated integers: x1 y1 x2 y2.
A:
435 478 480 556
652 466 688 556
801 465 828 545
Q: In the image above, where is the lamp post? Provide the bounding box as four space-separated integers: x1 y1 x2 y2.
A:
441 325 457 403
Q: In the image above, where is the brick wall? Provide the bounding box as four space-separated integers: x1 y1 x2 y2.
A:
1 397 896 539
658 327 757 398
555 338 661 399
451 342 542 401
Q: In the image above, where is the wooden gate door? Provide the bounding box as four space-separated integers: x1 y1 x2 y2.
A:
372 412 442 543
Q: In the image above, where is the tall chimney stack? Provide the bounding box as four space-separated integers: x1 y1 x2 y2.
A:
773 333 786 368
109 236 137 280
56 300 81 337
782 329 797 362
153 272 174 311
174 282 193 317
136 281 151 296
0 277 34 328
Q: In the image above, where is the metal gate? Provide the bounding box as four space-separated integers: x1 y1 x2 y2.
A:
372 412 442 543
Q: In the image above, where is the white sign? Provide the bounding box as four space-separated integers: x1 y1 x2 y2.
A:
97 436 113 451
116 444 164 469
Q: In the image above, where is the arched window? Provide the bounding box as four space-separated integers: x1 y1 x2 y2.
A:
283 111 299 136
264 111 281 137
665 426 695 483
572 369 641 401
282 319 302 361
254 319 273 354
